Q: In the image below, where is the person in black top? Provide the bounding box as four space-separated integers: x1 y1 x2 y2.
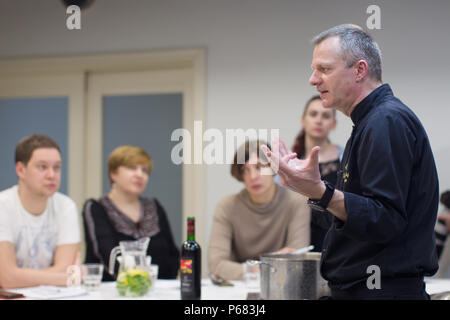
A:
262 24 439 299
292 95 342 252
83 145 179 281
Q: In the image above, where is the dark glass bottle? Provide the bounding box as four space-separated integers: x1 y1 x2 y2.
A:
180 217 201 300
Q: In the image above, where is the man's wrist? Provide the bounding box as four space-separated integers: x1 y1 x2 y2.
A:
307 180 335 212
310 181 326 200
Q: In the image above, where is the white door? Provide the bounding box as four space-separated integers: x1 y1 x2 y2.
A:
0 73 85 210
0 50 206 273
86 69 203 247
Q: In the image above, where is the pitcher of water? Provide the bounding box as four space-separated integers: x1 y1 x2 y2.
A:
109 237 153 297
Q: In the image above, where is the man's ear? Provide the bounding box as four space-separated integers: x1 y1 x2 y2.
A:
15 162 26 179
354 60 369 82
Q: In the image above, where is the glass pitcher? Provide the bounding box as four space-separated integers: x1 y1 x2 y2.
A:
108 237 152 297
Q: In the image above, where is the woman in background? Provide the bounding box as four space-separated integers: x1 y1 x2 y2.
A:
83 145 179 280
208 140 310 281
292 95 342 252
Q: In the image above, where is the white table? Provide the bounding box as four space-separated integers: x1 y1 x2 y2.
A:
425 277 450 296
82 279 251 300
9 277 450 300
11 279 252 300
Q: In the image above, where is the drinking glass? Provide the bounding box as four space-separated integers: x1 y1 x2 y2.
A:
243 261 260 290
81 263 104 292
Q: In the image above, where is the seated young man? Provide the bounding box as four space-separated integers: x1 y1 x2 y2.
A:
0 134 80 289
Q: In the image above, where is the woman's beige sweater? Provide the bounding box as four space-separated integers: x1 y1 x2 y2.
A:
207 185 311 280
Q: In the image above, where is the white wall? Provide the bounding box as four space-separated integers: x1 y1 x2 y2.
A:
1 0 450 276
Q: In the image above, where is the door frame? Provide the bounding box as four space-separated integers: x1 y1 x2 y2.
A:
87 68 197 248
0 73 85 209
0 48 206 254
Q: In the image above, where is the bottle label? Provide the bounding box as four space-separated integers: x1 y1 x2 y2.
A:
180 259 195 294
180 259 193 274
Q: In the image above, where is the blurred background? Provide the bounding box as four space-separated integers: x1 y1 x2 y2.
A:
0 0 449 277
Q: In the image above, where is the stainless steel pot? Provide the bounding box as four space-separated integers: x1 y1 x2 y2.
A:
257 252 330 300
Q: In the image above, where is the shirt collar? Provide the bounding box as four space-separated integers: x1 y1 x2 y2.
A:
350 83 393 125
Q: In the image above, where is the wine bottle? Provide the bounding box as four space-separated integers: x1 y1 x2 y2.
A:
180 217 201 300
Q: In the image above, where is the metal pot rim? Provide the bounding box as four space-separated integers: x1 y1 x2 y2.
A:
260 252 322 261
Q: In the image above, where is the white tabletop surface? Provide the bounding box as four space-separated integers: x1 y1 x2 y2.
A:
11 279 251 300
7 277 450 300
424 277 450 295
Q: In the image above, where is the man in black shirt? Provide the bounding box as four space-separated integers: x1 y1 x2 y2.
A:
262 24 439 299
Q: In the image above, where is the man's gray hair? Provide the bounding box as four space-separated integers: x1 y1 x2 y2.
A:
312 24 382 82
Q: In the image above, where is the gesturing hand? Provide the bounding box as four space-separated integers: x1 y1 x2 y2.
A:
261 137 324 199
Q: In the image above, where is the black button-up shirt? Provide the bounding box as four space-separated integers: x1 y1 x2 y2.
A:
321 84 439 290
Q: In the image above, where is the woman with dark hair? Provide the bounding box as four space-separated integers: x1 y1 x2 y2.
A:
207 140 310 281
292 96 342 252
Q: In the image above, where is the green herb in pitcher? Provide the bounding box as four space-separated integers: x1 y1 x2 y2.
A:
116 269 151 297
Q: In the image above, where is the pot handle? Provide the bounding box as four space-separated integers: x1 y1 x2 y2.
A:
246 260 276 273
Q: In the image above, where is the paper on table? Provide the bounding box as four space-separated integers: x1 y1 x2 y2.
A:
425 278 450 295
14 285 88 299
